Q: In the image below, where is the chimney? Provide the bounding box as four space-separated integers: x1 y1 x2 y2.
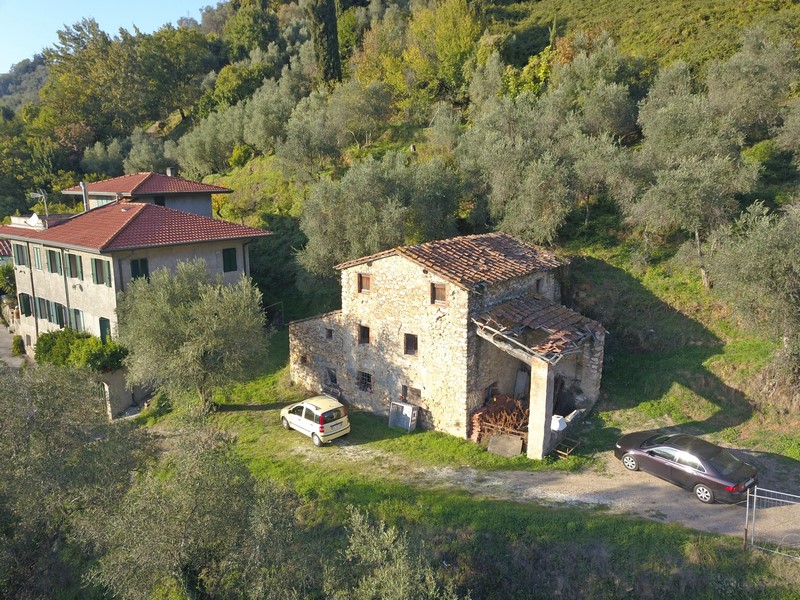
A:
166 167 177 177
79 181 89 212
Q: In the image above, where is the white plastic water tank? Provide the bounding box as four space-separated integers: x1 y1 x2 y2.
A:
550 415 567 432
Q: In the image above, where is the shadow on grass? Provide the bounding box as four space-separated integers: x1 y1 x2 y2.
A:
570 257 755 444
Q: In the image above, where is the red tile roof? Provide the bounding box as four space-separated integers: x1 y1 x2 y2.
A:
335 233 564 288
62 172 232 196
473 294 605 363
0 203 269 252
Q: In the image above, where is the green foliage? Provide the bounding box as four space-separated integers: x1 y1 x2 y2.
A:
116 259 269 414
0 364 153 597
68 337 128 372
503 44 556 98
0 262 15 296
709 201 800 370
11 335 24 356
223 2 280 61
325 508 462 600
298 151 461 275
229 143 254 168
83 429 310 599
81 137 129 177
307 0 342 85
34 328 91 366
123 129 172 174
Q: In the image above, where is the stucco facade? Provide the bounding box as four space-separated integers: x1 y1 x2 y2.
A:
289 234 606 458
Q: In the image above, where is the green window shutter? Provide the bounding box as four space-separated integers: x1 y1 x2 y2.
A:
65 255 73 278
19 294 31 317
33 247 41 270
222 248 237 272
141 258 149 280
56 253 63 275
91 259 98 284
45 250 50 272
76 256 83 280
99 317 111 344
103 261 111 287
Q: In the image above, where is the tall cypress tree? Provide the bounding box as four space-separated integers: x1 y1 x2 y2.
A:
307 0 342 86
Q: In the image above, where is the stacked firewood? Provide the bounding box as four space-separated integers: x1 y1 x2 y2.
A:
469 396 529 443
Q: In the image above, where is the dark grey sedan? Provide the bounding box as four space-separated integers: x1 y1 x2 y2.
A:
614 432 758 504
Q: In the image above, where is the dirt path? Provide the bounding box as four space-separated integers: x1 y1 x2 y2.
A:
334 442 800 545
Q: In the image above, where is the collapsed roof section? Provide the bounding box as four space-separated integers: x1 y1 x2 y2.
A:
473 294 605 365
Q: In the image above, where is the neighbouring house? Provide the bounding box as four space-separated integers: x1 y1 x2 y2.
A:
289 233 605 459
61 170 231 218
0 201 270 416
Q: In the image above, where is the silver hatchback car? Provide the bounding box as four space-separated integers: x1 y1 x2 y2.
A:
280 395 351 446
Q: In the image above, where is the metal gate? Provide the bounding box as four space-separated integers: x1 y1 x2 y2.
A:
744 486 800 560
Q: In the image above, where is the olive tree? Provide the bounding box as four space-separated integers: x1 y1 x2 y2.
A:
0 364 153 597
116 259 268 414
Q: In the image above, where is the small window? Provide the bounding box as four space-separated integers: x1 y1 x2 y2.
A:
46 250 63 275
300 355 308 364
325 367 337 385
69 308 85 333
99 317 111 343
404 333 418 356
18 293 32 317
358 325 370 345
33 247 42 270
66 253 83 280
431 283 447 305
356 371 373 392
325 328 334 339
357 273 371 294
52 302 65 327
153 195 166 207
222 248 237 273
92 258 112 287
36 297 47 320
12 243 29 267
535 278 542 294
131 258 149 280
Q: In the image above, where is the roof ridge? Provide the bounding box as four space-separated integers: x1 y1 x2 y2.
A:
97 202 147 251
129 172 157 195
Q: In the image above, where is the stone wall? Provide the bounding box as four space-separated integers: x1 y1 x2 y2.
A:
338 255 472 436
289 311 344 394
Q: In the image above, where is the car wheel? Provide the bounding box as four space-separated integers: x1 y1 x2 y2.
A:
312 434 322 447
694 484 715 504
622 453 639 471
281 417 291 430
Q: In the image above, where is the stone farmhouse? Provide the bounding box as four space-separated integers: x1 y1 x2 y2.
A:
289 233 606 459
61 170 231 218
0 201 269 415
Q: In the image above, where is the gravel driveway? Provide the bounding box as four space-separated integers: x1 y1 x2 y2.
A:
337 442 800 545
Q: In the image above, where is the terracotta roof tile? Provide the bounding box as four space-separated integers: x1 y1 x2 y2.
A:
62 172 232 196
473 295 605 363
0 203 269 252
335 233 564 288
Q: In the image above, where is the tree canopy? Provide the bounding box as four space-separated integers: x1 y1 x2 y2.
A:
116 259 269 413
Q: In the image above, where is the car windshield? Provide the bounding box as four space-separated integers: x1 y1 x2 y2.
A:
705 449 743 476
642 434 671 448
322 408 346 424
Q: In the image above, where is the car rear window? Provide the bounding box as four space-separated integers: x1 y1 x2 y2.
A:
706 449 742 476
322 408 346 424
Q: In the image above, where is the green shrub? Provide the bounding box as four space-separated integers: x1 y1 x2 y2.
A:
11 334 24 356
35 329 90 365
68 337 128 372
